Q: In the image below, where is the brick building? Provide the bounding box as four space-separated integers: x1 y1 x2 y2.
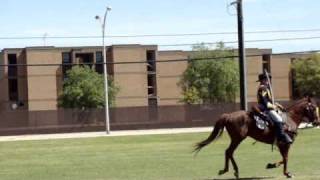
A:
0 45 310 134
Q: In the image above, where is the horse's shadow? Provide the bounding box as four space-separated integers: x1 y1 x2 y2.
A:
205 176 274 180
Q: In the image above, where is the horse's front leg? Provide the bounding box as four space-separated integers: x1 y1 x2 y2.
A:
282 155 294 178
279 144 294 178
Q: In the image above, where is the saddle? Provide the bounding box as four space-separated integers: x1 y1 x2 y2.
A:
249 105 272 130
249 105 297 135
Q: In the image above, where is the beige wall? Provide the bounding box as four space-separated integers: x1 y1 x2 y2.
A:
0 46 303 113
112 46 151 107
0 51 9 111
0 53 3 80
26 48 61 110
17 51 28 106
246 56 263 102
270 55 292 101
0 53 4 111
157 51 188 105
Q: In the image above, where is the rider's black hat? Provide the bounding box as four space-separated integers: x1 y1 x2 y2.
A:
256 73 272 82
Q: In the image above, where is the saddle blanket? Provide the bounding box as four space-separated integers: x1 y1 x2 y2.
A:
254 115 269 130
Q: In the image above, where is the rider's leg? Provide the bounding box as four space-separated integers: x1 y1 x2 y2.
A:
268 110 292 144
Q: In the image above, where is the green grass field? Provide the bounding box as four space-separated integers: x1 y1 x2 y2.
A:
0 129 319 180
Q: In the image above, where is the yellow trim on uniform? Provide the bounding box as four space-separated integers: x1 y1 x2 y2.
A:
267 89 272 99
267 102 274 109
262 91 267 97
261 88 271 97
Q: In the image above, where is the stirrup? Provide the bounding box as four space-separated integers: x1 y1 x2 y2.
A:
283 134 293 144
278 134 292 144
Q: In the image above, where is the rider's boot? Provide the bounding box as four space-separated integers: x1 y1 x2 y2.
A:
275 122 292 144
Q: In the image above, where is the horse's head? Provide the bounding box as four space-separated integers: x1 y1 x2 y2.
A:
298 97 320 126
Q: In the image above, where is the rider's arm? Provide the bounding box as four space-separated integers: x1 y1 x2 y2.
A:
275 102 285 111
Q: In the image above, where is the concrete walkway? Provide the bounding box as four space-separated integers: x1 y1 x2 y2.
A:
0 123 317 142
0 127 213 142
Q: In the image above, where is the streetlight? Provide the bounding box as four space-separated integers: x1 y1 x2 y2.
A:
95 6 112 134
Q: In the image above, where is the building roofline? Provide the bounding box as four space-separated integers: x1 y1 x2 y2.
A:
1 48 24 52
1 44 159 52
158 50 186 53
110 44 158 49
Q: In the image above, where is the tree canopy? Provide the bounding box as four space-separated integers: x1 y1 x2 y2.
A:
291 54 320 98
59 66 119 109
179 43 239 104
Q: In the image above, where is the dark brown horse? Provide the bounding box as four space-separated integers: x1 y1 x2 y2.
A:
194 97 319 179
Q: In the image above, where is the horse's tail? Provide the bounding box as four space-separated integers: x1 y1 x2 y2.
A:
193 114 227 155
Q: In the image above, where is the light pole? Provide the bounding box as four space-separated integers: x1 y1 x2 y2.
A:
95 6 112 134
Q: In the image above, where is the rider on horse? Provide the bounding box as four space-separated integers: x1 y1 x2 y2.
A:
256 73 293 144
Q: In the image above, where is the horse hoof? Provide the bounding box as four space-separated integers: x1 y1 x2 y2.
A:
218 169 227 175
285 172 294 178
266 163 276 169
234 172 239 179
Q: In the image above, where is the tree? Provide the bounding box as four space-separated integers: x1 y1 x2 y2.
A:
179 42 239 104
291 54 320 98
59 66 119 109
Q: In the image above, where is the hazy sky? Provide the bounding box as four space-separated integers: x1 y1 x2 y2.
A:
0 0 319 52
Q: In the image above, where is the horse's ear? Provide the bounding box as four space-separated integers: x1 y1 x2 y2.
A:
308 96 311 103
303 93 312 102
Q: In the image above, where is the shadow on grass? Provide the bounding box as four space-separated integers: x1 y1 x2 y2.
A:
205 176 274 180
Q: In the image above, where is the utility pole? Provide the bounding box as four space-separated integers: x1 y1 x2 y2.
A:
236 0 248 111
43 33 48 46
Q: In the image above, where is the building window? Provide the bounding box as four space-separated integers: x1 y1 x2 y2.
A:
146 50 157 107
262 54 271 73
148 75 156 95
7 54 19 101
76 53 94 68
147 50 156 72
95 51 103 74
8 79 18 101
8 54 17 78
62 52 72 79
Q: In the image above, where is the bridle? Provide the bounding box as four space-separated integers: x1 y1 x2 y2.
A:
303 102 320 125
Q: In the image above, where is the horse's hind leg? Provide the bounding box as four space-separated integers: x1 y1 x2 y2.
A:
266 160 283 169
229 140 243 179
230 154 239 178
218 151 229 175
219 140 242 178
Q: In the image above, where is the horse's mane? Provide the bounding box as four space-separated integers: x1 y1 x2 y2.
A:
286 98 308 111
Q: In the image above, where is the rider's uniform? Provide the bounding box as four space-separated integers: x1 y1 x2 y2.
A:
257 84 283 123
256 76 292 144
